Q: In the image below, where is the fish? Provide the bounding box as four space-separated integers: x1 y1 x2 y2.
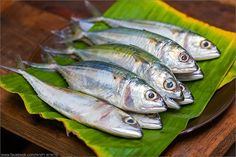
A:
22 60 167 113
79 0 220 61
130 113 162 129
43 44 194 108
53 26 199 75
0 65 143 138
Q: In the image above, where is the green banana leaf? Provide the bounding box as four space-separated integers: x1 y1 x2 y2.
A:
219 60 236 88
0 0 235 156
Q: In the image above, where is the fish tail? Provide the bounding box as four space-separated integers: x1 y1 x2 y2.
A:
71 0 107 32
15 50 57 71
84 0 102 17
1 56 32 74
15 55 26 70
0 65 23 74
42 46 74 55
52 26 85 44
22 60 57 72
51 26 74 39
40 48 56 64
71 17 95 31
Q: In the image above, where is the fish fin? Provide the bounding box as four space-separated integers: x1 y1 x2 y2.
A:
84 0 102 17
52 26 85 43
71 17 95 31
22 60 57 72
41 50 57 64
163 97 180 109
20 50 57 71
15 55 26 70
51 27 71 39
42 46 75 55
42 46 82 61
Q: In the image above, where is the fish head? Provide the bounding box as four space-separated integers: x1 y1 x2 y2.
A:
123 79 167 113
176 81 194 105
160 40 197 74
111 110 142 138
147 64 183 100
184 33 220 60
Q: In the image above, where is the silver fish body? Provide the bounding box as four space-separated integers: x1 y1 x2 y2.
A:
77 17 220 60
0 65 142 138
43 44 185 109
23 61 166 113
57 26 198 75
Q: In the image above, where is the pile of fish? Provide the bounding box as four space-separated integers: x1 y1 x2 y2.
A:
0 1 220 138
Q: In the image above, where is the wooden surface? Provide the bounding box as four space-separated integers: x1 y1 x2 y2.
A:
1 0 235 156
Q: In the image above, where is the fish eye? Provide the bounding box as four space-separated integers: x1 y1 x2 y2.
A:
200 40 212 49
124 117 136 125
164 78 177 91
178 53 190 62
145 90 158 101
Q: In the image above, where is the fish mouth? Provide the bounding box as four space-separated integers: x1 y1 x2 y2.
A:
113 127 143 138
163 96 180 109
140 121 162 129
193 49 220 61
171 90 184 100
176 93 194 105
140 105 167 113
175 67 204 81
172 65 198 74
177 98 194 105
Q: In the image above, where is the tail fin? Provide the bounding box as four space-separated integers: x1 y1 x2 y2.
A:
42 46 75 56
1 56 31 74
15 55 26 70
19 52 57 71
40 48 56 64
84 0 102 17
71 17 95 31
0 65 23 74
22 60 57 71
52 26 85 43
13 50 57 71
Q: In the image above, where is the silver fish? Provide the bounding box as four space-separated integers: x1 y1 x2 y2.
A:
130 113 162 129
54 26 199 75
80 0 220 60
22 61 166 113
0 65 142 138
43 44 189 109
